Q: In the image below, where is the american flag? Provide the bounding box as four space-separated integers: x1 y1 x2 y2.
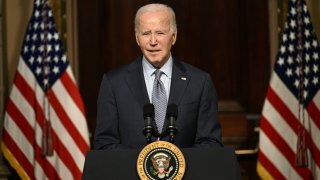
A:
257 0 320 179
1 0 90 179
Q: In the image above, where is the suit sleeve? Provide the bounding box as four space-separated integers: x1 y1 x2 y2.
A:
192 74 223 148
93 74 129 149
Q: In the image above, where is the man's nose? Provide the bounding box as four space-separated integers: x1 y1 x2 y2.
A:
150 34 158 45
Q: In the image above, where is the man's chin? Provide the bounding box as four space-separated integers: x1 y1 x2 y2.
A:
146 58 161 64
145 55 168 67
149 61 164 68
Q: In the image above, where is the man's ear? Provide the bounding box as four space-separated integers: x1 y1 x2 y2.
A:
172 30 177 45
135 34 141 46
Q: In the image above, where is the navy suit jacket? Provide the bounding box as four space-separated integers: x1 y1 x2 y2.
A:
93 57 223 149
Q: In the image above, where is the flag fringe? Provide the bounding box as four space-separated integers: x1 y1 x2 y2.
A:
1 142 31 180
257 161 274 180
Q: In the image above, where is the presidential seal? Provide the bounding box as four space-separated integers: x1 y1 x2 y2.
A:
137 141 186 180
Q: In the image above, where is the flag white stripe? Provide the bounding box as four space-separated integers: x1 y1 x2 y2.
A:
9 85 36 128
308 157 320 180
46 151 73 180
4 114 34 166
52 79 89 144
48 102 85 171
66 66 76 84
17 57 42 98
34 162 48 180
263 99 297 152
17 56 37 88
304 107 320 154
33 127 73 179
259 131 302 180
313 91 320 110
270 73 299 117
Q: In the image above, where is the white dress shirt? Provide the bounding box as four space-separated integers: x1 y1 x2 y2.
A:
142 56 173 103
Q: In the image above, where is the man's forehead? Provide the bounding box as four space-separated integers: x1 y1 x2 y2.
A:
138 19 171 32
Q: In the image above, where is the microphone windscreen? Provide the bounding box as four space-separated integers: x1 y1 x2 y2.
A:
143 103 154 118
167 104 178 118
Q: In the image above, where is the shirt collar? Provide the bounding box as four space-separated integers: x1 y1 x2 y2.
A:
142 55 173 78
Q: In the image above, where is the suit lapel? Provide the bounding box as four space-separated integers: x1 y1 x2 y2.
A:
160 60 190 135
168 60 190 105
125 58 150 107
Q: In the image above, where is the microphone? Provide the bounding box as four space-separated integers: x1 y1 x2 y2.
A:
166 104 178 143
143 103 155 143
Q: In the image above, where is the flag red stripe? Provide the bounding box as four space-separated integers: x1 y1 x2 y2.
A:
260 115 313 178
2 130 35 179
47 89 89 154
306 102 320 166
266 86 300 132
258 150 285 179
6 100 35 144
60 71 86 115
14 70 82 178
51 130 82 179
267 86 320 167
307 101 320 130
14 72 36 107
34 148 60 179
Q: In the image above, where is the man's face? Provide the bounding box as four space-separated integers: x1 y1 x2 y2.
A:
135 11 177 68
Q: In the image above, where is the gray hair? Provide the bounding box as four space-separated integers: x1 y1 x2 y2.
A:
134 3 177 34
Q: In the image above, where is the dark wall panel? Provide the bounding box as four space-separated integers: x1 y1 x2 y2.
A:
77 0 270 138
78 1 269 178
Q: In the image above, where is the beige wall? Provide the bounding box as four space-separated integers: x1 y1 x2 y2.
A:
5 0 33 88
269 0 278 69
306 0 320 38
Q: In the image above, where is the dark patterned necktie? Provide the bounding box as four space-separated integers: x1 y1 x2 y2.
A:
152 69 167 133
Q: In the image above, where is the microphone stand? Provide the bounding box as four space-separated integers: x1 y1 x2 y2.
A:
166 104 178 143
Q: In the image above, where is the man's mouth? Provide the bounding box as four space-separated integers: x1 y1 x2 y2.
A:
148 49 161 53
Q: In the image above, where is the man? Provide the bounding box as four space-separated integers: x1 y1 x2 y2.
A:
93 3 222 149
